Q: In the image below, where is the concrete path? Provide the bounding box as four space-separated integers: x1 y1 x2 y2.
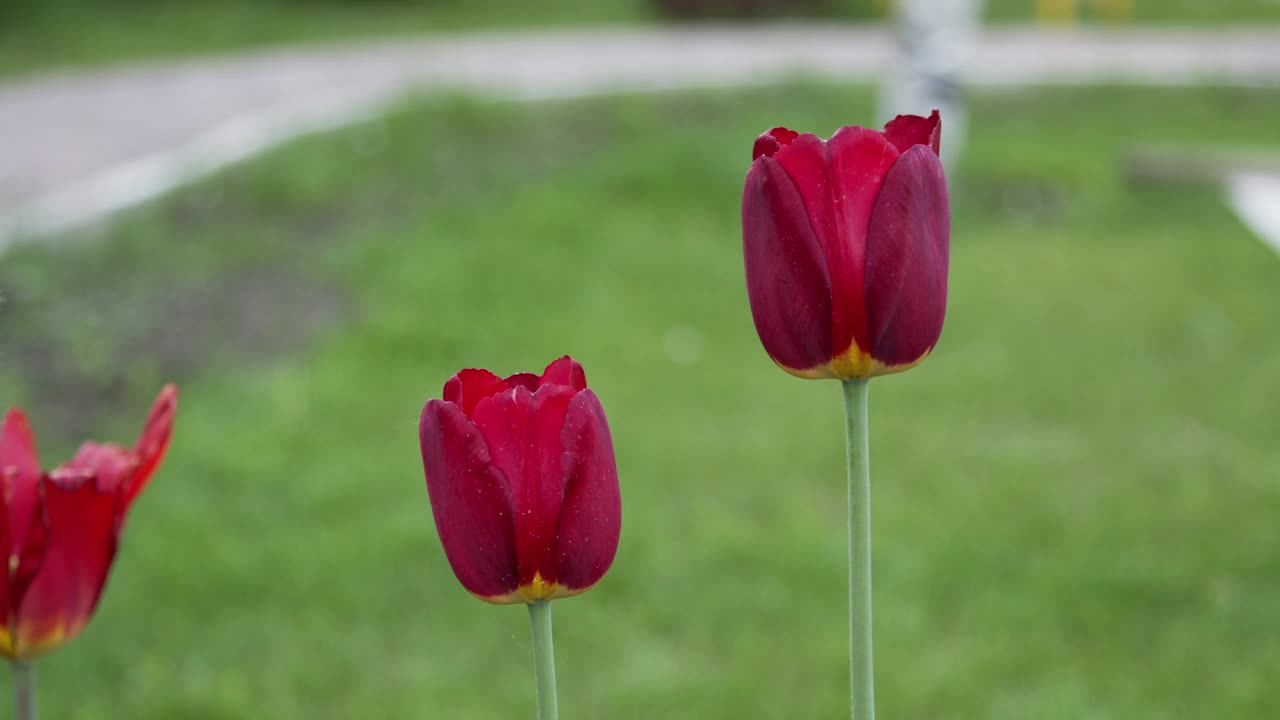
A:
1229 174 1280 256
2 25 1280 245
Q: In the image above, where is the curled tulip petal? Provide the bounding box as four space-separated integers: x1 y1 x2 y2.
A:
882 110 942 156
127 384 177 507
752 126 799 160
57 385 178 512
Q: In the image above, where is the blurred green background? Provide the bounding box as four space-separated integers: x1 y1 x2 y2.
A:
2 1 1279 719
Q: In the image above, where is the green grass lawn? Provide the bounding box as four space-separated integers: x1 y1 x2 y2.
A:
1 82 1278 718
2 0 1277 78
0 0 640 78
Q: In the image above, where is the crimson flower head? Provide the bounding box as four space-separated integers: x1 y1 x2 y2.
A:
1 385 177 660
742 111 951 380
420 357 621 605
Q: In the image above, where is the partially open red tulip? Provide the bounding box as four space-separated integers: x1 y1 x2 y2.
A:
420 357 621 605
742 111 950 380
1 385 177 660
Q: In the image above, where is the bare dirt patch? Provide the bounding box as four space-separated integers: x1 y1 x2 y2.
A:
0 248 346 440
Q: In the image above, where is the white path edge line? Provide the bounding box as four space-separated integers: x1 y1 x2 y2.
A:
0 76 751 251
1227 173 1280 256
0 88 395 249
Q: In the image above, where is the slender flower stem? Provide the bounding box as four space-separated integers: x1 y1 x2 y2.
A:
12 661 36 720
527 600 559 720
842 379 874 720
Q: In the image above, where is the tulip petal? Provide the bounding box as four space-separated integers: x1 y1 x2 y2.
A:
1 483 11 653
824 126 901 355
61 443 135 500
742 155 833 371
125 384 177 508
882 110 942 156
443 369 510 418
471 386 576 593
420 400 518 600
505 373 540 391
538 356 587 391
554 390 621 593
1 409 40 478
864 145 951 370
1 410 43 554
12 471 120 658
0 474 48 660
752 127 799 160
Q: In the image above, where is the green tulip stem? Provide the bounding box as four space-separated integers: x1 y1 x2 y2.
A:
842 379 875 720
11 661 36 720
527 600 559 720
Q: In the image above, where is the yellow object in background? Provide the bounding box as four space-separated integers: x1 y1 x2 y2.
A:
1036 0 1079 23
878 0 1134 23
1091 0 1135 21
1036 0 1135 23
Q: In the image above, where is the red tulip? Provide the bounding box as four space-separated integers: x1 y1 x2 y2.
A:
420 357 621 605
742 111 950 380
1 385 177 660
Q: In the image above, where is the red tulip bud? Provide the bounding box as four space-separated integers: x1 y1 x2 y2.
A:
420 357 621 604
742 111 950 379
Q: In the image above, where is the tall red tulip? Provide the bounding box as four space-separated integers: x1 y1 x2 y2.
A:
1 385 177 661
742 112 951 720
742 110 950 380
419 356 621 605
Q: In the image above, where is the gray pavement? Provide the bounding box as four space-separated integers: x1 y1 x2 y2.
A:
2 25 1279 245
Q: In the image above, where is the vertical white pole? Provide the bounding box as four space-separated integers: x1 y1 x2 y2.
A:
881 0 983 169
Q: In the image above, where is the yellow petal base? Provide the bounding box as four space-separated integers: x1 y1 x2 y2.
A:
778 341 933 380
0 619 74 661
475 572 591 605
